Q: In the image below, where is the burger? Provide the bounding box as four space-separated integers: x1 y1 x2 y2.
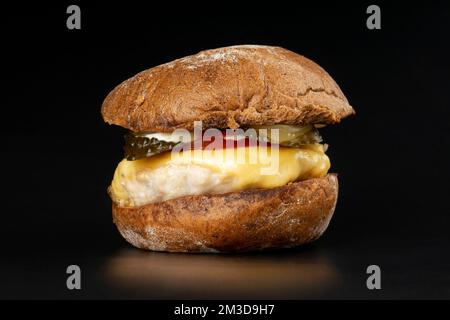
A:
101 45 355 253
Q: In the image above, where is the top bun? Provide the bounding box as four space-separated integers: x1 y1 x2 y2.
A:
101 45 355 132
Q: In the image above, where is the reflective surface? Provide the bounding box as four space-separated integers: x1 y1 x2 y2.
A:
2 230 449 299
102 248 339 299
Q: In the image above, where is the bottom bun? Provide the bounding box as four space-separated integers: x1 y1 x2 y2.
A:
112 174 338 253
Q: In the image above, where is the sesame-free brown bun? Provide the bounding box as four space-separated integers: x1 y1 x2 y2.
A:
101 45 354 132
112 174 338 253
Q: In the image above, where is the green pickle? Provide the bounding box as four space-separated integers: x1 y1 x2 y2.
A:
124 132 179 161
123 125 323 160
252 124 323 146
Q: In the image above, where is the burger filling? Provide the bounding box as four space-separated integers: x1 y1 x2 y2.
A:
110 125 330 207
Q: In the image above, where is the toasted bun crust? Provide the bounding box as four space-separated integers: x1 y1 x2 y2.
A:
112 174 338 253
102 45 354 132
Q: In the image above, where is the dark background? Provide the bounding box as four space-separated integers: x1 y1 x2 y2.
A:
1 1 449 299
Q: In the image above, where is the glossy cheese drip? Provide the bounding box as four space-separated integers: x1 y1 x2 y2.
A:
110 144 330 207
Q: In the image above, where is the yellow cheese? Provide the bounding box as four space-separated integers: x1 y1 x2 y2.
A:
110 144 330 207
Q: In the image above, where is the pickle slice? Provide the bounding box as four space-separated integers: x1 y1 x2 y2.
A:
124 132 179 160
252 124 323 146
124 124 323 160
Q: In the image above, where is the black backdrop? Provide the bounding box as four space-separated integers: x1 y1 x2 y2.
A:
1 1 449 299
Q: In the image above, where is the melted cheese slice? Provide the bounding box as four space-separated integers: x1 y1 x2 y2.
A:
110 144 330 207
